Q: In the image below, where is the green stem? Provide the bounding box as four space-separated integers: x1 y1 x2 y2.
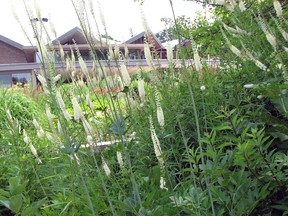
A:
187 83 216 216
72 153 96 216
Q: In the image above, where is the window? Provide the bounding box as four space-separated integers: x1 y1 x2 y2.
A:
0 74 11 88
35 52 55 63
12 73 31 86
0 73 31 88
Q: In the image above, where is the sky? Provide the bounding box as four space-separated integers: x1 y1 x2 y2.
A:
0 0 205 45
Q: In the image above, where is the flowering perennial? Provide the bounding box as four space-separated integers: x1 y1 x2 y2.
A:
37 74 49 94
273 0 283 17
23 130 42 164
149 116 168 190
72 97 84 121
166 42 173 66
155 91 165 127
239 0 246 12
32 118 45 138
120 64 131 86
144 44 154 69
86 93 95 111
55 91 71 121
102 156 111 177
116 151 125 170
138 79 146 101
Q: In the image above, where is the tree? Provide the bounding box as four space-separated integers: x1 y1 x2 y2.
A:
155 28 176 43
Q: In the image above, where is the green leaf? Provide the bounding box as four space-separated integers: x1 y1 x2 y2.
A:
0 189 10 197
270 132 288 142
9 194 23 213
60 200 72 215
0 199 10 210
138 206 152 216
272 204 288 211
9 176 25 196
271 97 288 118
215 125 232 131
22 198 46 216
219 142 236 150
110 118 126 136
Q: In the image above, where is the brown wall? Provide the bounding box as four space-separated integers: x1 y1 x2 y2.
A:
0 41 27 64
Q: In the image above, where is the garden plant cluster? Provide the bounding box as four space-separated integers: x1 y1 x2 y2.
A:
0 0 288 215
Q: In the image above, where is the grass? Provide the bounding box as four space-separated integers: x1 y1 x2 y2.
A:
0 0 288 215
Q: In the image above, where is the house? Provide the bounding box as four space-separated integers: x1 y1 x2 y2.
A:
124 31 167 59
0 27 170 87
0 35 32 87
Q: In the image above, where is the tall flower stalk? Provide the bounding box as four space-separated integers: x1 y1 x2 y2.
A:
149 116 168 190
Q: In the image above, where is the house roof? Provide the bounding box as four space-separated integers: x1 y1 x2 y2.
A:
0 35 23 50
52 26 99 45
123 31 164 49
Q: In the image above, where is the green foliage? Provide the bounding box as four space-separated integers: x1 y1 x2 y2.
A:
0 90 39 132
1 0 288 215
0 175 45 215
155 28 176 43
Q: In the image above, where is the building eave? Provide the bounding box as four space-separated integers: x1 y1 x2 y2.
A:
0 35 23 50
